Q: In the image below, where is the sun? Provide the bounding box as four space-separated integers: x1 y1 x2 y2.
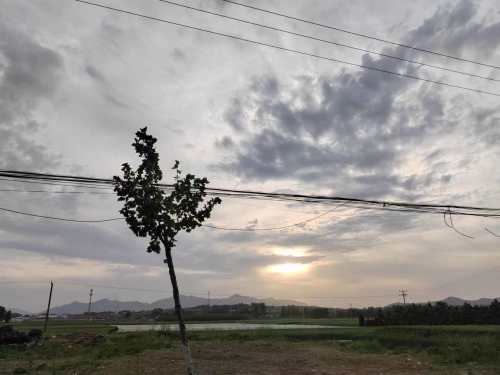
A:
266 263 310 275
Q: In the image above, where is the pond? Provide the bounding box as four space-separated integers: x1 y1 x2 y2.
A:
116 323 345 332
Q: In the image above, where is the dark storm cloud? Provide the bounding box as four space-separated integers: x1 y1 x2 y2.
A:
0 20 63 170
405 0 500 59
215 0 500 200
217 75 449 198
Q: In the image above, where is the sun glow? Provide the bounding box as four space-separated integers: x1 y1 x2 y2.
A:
272 247 308 257
266 263 310 275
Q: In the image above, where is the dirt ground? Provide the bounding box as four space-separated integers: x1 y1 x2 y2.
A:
92 342 494 375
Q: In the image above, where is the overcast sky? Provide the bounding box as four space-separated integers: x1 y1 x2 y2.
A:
1 0 500 312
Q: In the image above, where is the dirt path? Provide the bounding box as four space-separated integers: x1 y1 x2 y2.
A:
94 342 481 375
3 341 496 374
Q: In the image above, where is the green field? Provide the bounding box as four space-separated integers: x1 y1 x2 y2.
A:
1 320 500 374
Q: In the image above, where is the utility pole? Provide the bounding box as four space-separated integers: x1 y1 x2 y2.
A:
87 288 93 318
207 291 211 309
43 281 54 333
399 289 408 304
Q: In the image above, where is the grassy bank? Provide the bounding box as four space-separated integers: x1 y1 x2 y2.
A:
1 322 499 374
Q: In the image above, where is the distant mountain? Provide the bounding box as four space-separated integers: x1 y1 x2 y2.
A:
49 299 150 315
441 296 500 306
151 294 306 309
49 294 306 315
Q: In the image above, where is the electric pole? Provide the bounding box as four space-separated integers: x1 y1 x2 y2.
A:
399 289 408 304
87 288 93 318
43 281 54 333
207 291 211 309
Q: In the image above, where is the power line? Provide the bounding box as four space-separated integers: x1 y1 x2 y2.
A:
0 188 114 195
2 170 500 218
1 277 494 304
485 227 500 238
0 279 212 297
0 204 346 232
203 204 344 231
158 0 500 83
443 211 474 239
74 0 500 98
219 0 500 71
0 206 123 223
0 177 114 190
0 279 401 300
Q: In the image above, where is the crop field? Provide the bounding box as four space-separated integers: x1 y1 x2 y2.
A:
1 319 500 374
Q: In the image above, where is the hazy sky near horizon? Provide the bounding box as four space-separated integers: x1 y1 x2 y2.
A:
1 0 500 312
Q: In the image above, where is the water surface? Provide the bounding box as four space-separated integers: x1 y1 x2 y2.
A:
116 323 343 332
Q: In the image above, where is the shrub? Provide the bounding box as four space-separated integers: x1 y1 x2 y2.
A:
28 329 43 342
0 326 29 345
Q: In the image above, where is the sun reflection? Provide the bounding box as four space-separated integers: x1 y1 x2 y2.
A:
266 263 310 275
271 246 308 257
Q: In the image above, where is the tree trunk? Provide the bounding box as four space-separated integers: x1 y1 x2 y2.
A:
163 246 196 375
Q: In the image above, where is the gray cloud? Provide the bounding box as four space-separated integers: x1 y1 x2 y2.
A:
216 73 451 199
405 0 500 59
1 0 500 312
215 0 500 201
0 19 64 170
85 65 107 84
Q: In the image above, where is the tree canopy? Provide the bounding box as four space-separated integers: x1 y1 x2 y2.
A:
113 127 221 258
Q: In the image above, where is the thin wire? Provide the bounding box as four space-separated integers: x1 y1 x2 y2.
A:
485 227 500 238
158 0 500 83
219 0 500 71
203 204 345 231
0 203 346 231
444 210 475 239
3 170 500 217
61 280 208 296
277 295 396 300
0 188 115 195
0 279 398 300
74 0 500 98
0 177 114 190
0 279 212 297
0 206 124 223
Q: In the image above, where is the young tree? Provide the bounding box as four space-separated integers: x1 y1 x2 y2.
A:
114 127 221 375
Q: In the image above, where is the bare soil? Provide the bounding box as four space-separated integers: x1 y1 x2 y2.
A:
92 342 494 375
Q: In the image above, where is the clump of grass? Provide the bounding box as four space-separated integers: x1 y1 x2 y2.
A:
2 324 500 371
339 326 500 366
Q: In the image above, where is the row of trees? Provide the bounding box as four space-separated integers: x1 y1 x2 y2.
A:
280 305 330 318
359 300 500 326
80 303 331 321
0 306 12 323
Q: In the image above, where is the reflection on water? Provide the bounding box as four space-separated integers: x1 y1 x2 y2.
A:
116 323 342 332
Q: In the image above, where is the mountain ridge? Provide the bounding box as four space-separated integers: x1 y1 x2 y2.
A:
440 296 500 306
48 294 307 315
30 295 500 315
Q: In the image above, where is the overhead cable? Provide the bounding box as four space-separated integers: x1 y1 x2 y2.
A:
219 0 500 71
74 0 500 97
2 170 500 218
158 0 500 83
